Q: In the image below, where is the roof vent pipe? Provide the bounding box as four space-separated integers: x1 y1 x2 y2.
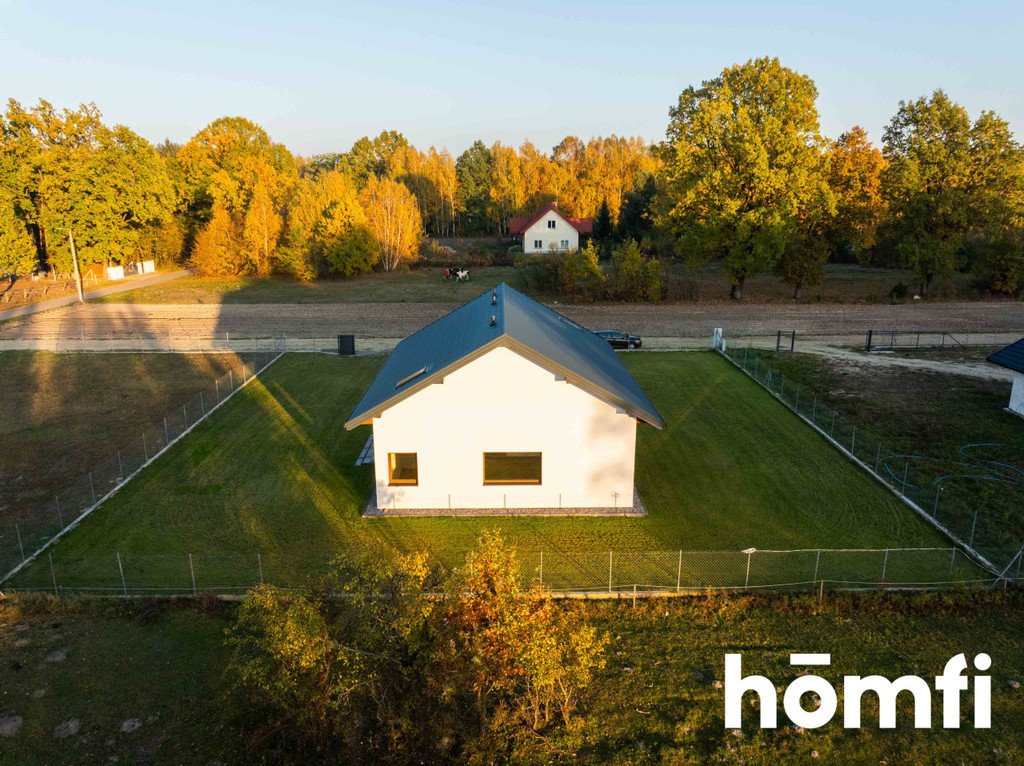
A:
490 314 497 326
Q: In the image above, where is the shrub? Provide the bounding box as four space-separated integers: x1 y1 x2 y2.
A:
607 239 663 301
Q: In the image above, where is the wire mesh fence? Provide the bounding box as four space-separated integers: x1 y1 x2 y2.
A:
4 546 1010 597
863 329 1012 352
0 351 282 581
720 343 1024 576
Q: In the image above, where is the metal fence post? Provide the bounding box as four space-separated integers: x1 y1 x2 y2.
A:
49 552 58 595
874 443 882 474
901 462 910 494
229 370 234 391
200 391 205 416
15 523 25 563
608 551 613 594
880 549 889 586
677 550 682 593
830 411 836 437
215 378 220 402
744 550 753 588
55 496 64 529
949 548 957 573
932 486 941 518
257 553 264 584
117 450 123 480
539 551 543 587
88 472 96 504
183 404 188 427
189 553 197 594
813 548 821 582
116 552 128 596
163 417 170 445
142 432 148 462
969 511 979 547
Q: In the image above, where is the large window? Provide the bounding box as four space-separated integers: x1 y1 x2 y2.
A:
388 452 418 485
483 452 542 485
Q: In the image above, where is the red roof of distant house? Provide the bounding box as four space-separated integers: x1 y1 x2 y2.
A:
508 202 593 235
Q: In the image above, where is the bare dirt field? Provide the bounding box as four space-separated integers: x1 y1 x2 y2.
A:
1 299 1021 344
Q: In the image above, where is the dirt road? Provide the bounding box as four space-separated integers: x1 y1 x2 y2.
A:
1 299 1021 343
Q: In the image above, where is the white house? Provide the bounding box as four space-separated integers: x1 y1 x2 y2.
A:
345 283 663 513
987 338 1024 417
509 202 593 254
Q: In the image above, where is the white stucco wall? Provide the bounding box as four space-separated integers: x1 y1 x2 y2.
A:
1010 372 1024 415
371 346 637 509
522 211 580 253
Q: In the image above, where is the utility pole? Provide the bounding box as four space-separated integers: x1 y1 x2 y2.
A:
68 230 84 303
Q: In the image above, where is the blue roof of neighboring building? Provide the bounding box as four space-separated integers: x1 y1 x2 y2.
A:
345 283 665 429
988 337 1024 374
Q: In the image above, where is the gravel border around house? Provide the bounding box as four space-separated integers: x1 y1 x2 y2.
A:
364 487 647 517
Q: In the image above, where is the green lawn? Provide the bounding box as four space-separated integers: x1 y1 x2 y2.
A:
3 592 1023 765
8 351 961 593
731 347 1024 564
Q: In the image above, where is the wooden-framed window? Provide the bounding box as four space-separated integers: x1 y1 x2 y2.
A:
533 239 543 249
547 219 556 229
560 239 569 249
388 452 418 485
483 452 542 485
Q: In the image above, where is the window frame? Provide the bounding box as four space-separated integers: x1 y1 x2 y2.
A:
533 239 543 249
547 219 556 229
482 452 542 486
387 452 419 486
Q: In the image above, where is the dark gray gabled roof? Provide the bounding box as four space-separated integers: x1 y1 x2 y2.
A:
345 283 664 429
988 337 1024 374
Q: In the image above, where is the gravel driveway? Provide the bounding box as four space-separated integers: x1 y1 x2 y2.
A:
1 299 1021 344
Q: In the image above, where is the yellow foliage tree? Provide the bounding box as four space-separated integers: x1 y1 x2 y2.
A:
359 176 423 271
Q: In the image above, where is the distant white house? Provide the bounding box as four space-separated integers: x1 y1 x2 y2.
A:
345 283 663 513
509 202 593 254
987 338 1024 417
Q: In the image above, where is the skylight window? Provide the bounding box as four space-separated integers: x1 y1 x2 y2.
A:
395 367 428 388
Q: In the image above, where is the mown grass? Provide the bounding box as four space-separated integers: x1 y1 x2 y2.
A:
2 592 1022 765
738 348 1024 557
7 352 959 592
0 351 257 526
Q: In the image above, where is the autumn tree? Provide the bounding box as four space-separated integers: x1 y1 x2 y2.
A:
881 91 973 294
434 531 607 738
360 175 423 271
826 126 887 263
190 203 244 276
178 117 296 273
0 190 37 279
344 130 410 185
488 142 524 235
965 111 1024 294
659 57 833 299
0 100 176 272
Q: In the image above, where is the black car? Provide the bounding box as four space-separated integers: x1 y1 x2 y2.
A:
594 329 642 350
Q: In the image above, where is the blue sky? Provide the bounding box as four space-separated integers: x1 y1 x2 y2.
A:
1 0 1020 156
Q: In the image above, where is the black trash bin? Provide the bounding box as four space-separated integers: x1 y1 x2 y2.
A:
338 335 356 356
